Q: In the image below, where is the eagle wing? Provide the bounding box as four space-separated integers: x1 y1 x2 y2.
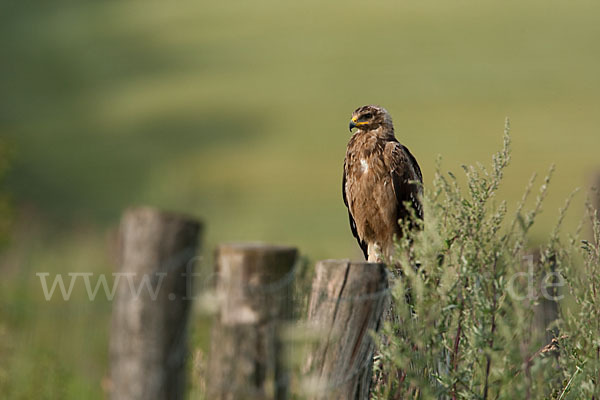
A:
386 140 423 225
342 159 369 259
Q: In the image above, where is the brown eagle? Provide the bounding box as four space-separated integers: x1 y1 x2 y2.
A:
343 105 423 262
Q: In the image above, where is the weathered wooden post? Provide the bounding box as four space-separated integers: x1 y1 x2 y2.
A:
206 243 298 400
302 260 388 400
109 207 202 400
526 249 559 345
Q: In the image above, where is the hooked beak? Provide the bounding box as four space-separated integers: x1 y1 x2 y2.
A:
349 120 357 132
349 116 358 132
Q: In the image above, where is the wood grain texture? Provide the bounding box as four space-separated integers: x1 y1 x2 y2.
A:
109 207 202 400
303 259 388 400
207 243 298 400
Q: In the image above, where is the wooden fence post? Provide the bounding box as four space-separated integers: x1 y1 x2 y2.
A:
109 207 202 400
526 249 559 345
302 260 388 400
206 243 298 400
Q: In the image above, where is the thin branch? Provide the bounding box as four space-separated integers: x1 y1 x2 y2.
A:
483 257 499 400
558 366 581 400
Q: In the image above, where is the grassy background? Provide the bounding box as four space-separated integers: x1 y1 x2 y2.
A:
1 0 599 398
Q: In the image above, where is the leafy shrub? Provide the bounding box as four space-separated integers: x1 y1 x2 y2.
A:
374 121 600 399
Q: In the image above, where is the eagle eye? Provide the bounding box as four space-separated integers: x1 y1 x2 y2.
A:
362 113 373 120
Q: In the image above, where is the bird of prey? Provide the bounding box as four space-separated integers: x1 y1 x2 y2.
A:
343 105 423 262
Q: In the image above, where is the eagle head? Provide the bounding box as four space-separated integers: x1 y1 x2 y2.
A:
349 105 393 133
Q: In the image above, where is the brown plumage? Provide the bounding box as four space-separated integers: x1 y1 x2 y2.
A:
342 105 423 262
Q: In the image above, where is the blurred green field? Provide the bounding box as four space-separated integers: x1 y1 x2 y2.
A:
1 0 600 398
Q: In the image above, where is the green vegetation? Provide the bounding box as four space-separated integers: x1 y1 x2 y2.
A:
2 0 600 254
375 128 600 399
1 0 599 398
0 140 11 245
